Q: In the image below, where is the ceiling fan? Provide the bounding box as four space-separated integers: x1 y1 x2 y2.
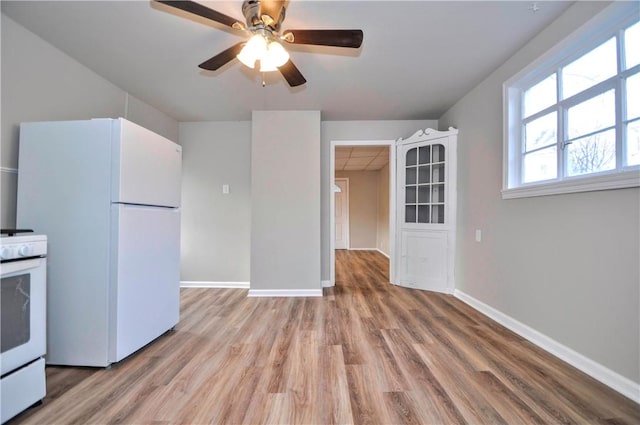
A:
156 0 363 87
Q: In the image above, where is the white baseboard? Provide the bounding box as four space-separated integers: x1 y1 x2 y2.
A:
454 289 640 404
321 280 333 288
180 281 250 289
376 248 390 258
348 247 377 251
247 288 323 297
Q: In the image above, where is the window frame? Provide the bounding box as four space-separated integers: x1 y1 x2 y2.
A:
502 2 640 199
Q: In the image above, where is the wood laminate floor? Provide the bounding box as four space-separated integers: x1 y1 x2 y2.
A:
11 250 640 424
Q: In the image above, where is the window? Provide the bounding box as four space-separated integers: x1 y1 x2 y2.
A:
503 3 640 198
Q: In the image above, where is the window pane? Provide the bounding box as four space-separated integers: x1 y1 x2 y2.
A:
418 165 430 184
405 186 416 203
562 38 616 99
406 167 416 185
567 129 616 176
406 148 417 166
418 205 430 223
405 205 416 223
625 21 640 69
626 119 640 166
432 184 445 203
419 146 431 164
525 112 556 152
432 205 444 224
627 73 640 120
432 144 445 162
524 74 556 117
432 164 445 183
523 146 557 183
567 90 615 139
418 185 430 203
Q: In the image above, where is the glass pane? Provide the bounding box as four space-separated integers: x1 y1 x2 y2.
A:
1 274 31 353
405 186 416 203
405 205 416 223
567 90 615 139
627 120 640 166
432 184 445 203
432 144 445 162
525 111 556 152
627 73 640 120
406 148 417 166
418 166 430 184
419 146 431 164
418 205 430 223
625 21 640 69
418 185 430 203
523 146 557 183
432 205 445 224
562 37 616 99
524 74 557 117
567 129 616 176
405 167 416 185
432 164 445 183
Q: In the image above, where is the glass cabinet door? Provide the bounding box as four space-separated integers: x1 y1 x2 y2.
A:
404 144 445 224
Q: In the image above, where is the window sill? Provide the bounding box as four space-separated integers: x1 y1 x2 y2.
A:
502 169 640 199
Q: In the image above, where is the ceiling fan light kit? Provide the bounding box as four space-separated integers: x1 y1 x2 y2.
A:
156 0 363 87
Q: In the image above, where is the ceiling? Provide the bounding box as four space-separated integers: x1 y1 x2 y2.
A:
336 146 389 171
1 1 574 122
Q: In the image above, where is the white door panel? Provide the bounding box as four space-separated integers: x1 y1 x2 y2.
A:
111 119 182 207
399 231 447 290
110 204 180 362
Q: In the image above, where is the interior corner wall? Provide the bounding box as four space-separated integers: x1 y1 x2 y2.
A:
251 111 321 291
1 13 178 229
438 1 639 384
179 121 251 283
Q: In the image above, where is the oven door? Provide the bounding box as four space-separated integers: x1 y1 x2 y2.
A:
0 257 46 375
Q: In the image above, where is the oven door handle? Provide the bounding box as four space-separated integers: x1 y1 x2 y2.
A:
1 258 44 275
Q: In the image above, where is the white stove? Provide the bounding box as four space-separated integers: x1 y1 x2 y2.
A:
0 229 47 423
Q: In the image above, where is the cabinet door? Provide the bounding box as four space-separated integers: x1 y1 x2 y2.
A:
395 129 457 293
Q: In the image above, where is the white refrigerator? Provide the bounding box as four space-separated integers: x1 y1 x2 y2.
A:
17 118 182 367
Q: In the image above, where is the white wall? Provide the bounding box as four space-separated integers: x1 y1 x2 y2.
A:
251 111 321 292
179 121 251 283
439 1 639 384
1 14 178 228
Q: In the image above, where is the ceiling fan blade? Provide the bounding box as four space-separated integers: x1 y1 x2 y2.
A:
279 60 306 87
282 29 363 48
155 1 242 29
198 43 244 71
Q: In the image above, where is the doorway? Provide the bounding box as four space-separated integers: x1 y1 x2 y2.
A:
329 139 396 287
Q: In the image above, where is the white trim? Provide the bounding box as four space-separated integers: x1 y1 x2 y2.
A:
180 281 250 289
376 249 390 259
247 289 323 297
321 280 332 288
334 177 350 249
502 169 640 199
1 167 18 174
454 289 640 403
329 139 396 287
348 247 378 251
